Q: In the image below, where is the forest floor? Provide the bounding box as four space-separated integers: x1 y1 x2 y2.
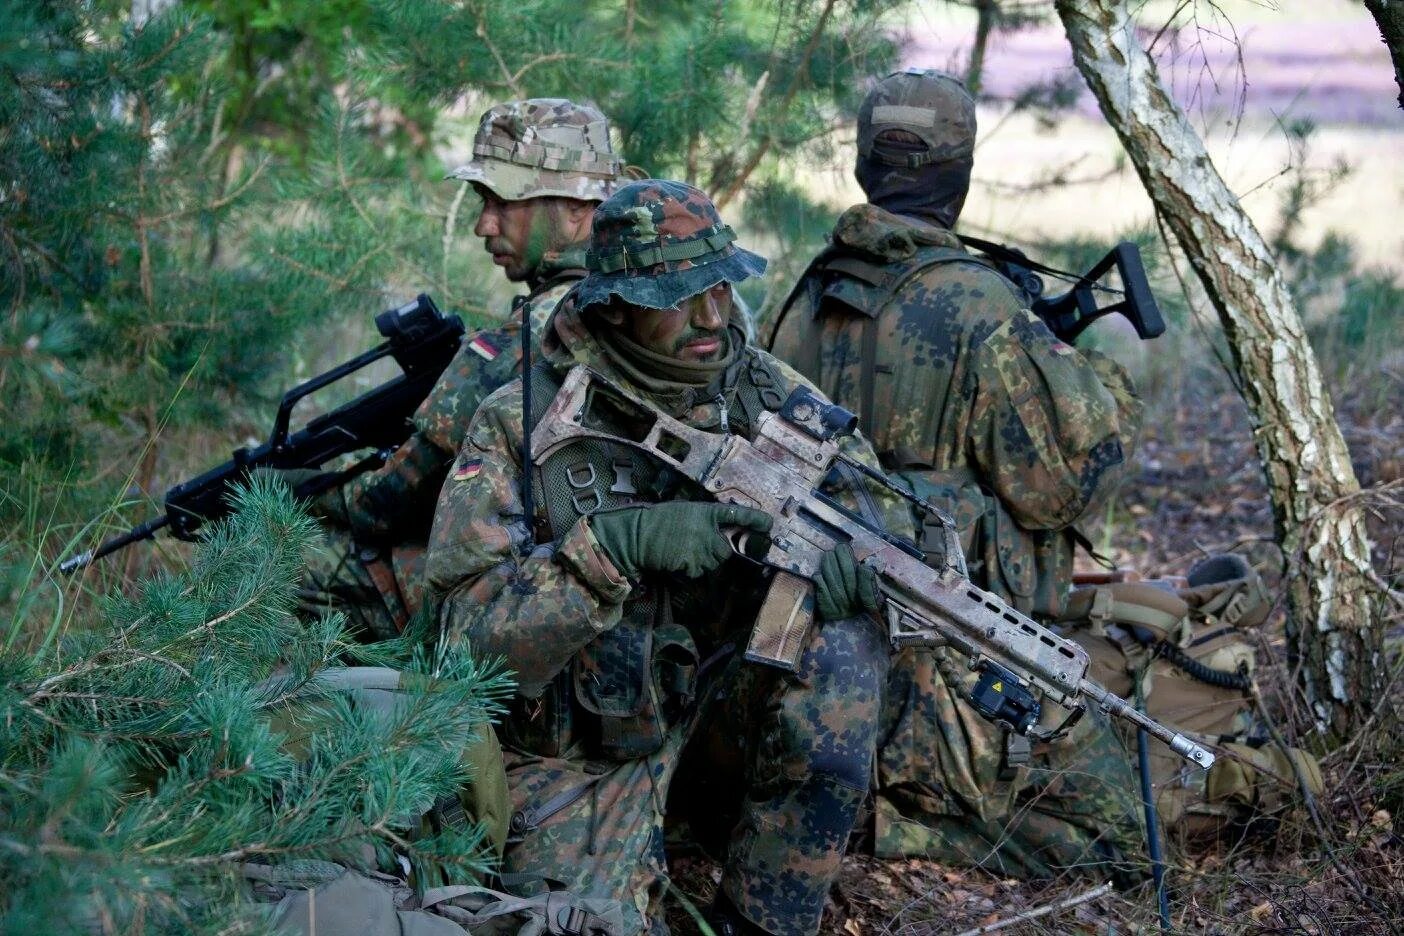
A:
664 357 1404 935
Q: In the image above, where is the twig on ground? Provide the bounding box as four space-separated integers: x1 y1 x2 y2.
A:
1252 692 1389 915
951 882 1113 936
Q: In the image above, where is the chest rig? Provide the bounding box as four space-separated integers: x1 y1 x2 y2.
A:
502 349 788 762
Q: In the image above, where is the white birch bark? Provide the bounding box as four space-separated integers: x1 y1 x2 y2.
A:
1054 0 1382 735
132 0 176 27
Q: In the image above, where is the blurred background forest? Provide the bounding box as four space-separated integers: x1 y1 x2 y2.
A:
1 0 1400 932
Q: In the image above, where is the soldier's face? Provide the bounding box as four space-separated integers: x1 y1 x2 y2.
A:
613 282 732 362
473 188 590 282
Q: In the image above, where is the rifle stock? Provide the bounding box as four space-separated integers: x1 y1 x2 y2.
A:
532 365 1214 770
958 236 1166 344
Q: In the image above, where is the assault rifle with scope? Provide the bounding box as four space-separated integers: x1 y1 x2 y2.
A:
532 365 1215 770
59 294 464 575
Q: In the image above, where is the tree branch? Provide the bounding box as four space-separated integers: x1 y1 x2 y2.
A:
714 0 838 210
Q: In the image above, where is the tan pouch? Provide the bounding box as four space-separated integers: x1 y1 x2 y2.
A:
1207 741 1324 812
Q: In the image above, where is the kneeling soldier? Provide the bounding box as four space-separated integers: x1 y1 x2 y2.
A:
300 98 620 639
427 180 903 935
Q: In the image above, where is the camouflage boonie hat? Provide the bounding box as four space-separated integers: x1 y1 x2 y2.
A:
857 69 976 166
575 180 767 311
447 98 621 201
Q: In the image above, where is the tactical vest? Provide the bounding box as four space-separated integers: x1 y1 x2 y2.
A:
775 242 1025 443
772 244 1081 616
498 349 789 763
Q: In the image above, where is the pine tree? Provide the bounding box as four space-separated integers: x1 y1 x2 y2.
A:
0 6 917 929
0 477 511 934
0 0 497 592
2 0 903 599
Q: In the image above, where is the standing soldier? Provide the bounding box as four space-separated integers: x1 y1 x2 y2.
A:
299 99 622 640
768 70 1148 880
427 180 901 935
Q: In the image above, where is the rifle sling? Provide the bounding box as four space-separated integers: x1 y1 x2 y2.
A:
957 233 1087 284
859 314 877 439
358 550 409 633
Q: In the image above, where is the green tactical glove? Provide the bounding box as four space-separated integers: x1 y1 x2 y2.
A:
587 502 772 580
814 542 881 621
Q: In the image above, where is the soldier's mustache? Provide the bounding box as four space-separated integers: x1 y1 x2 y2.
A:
484 237 514 257
672 328 725 352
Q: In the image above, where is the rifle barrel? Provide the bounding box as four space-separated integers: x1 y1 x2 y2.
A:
1080 678 1215 769
59 515 171 575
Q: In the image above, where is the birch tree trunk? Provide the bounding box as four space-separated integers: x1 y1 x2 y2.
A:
1363 0 1404 110
1053 0 1383 737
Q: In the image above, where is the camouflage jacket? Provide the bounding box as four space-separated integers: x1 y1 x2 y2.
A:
426 296 904 758
335 247 587 543
769 205 1142 615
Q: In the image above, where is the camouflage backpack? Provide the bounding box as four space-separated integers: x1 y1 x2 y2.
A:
1055 555 1323 835
251 667 626 935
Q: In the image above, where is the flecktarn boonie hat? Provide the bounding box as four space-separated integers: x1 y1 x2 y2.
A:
857 68 976 166
575 179 767 311
447 98 621 201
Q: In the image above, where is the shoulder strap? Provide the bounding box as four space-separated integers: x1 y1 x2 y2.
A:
525 360 564 430
838 243 987 439
535 266 587 294
764 245 842 378
859 315 878 435
523 361 564 542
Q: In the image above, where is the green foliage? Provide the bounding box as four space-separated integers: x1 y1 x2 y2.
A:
1266 120 1401 377
353 0 901 191
0 0 501 570
0 478 511 934
1293 234 1404 376
741 179 840 324
0 0 900 547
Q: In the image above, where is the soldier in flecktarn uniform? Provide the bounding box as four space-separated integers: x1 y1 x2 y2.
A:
427 180 906 935
768 70 1149 882
299 99 622 640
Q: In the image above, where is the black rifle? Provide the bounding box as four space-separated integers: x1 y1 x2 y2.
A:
959 236 1166 345
60 294 464 574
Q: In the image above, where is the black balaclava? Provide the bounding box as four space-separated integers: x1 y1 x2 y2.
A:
854 69 977 230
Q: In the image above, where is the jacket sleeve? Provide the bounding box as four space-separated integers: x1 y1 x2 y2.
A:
967 309 1130 531
425 384 632 698
338 431 452 541
1075 346 1144 512
329 324 525 542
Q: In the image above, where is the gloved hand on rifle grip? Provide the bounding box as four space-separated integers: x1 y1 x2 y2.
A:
814 542 881 621
587 502 772 581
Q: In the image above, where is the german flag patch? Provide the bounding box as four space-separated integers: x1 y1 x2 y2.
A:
452 457 483 482
468 335 500 361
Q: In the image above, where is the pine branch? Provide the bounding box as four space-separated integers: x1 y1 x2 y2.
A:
3 480 510 931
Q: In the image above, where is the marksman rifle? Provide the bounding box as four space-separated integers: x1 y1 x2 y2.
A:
59 295 464 575
532 365 1214 770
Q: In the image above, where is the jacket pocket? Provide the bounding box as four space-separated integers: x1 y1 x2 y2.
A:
573 601 698 760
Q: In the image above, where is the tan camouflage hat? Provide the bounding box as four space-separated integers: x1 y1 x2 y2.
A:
857 69 976 167
447 98 622 202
